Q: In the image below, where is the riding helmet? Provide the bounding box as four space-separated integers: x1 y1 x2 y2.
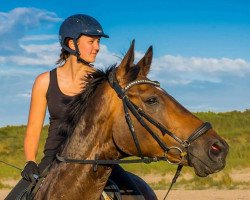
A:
59 14 109 55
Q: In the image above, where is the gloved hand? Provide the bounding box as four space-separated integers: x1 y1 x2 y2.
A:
21 161 39 182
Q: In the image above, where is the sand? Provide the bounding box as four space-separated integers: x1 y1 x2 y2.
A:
1 168 250 200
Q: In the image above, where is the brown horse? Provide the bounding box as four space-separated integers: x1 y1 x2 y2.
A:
34 41 229 200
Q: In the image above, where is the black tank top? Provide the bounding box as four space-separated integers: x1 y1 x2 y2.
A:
43 68 74 158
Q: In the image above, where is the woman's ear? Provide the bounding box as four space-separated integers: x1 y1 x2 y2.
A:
67 39 76 51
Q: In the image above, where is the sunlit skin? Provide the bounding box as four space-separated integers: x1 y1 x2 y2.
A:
76 35 100 63
24 35 100 163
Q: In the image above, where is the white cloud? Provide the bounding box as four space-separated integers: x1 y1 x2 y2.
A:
96 47 250 85
20 43 59 54
0 7 61 32
96 48 250 85
0 56 6 64
0 7 61 54
0 68 39 81
17 92 31 98
0 44 118 68
95 45 121 68
149 55 250 85
8 56 56 66
0 43 60 67
153 55 250 74
20 34 58 41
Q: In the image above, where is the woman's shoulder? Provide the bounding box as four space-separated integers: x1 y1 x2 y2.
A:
35 71 50 84
32 71 51 93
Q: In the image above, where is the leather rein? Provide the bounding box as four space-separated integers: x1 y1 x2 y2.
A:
56 68 212 198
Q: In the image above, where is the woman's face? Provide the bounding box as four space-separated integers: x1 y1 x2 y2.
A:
75 35 101 63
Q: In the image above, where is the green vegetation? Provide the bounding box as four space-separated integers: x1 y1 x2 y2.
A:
0 125 48 179
0 181 11 190
196 110 250 169
0 110 249 190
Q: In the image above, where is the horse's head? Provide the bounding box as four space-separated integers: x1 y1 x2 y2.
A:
111 41 229 177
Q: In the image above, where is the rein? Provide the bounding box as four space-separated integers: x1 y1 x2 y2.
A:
56 68 212 199
56 154 167 172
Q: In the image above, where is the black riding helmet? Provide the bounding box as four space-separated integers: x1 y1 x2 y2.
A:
59 14 109 64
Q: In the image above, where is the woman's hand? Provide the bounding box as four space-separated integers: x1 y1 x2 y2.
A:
21 161 39 182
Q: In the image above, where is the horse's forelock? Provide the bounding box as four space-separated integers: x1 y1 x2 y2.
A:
125 65 141 82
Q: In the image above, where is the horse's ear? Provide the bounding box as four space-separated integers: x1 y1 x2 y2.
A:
136 46 153 76
116 40 135 79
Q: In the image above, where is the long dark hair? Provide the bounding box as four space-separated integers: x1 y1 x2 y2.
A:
56 38 71 65
56 48 70 65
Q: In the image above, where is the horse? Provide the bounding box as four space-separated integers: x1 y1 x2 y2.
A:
34 41 229 200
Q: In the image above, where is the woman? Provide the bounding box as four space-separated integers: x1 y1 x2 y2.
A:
6 14 144 200
22 14 109 179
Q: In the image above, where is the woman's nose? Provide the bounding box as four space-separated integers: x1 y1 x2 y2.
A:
93 41 100 51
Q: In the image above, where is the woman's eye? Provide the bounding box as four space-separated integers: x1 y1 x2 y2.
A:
145 97 159 105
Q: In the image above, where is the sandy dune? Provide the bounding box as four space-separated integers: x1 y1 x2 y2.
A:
1 168 250 200
1 188 250 200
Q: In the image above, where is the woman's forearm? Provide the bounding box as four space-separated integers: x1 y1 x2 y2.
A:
24 129 41 162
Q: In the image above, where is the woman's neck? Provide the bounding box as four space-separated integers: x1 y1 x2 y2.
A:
60 56 94 82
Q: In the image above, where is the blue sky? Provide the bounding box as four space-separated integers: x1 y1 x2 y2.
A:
0 0 249 126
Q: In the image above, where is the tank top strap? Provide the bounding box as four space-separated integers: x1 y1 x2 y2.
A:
46 68 55 101
49 68 58 92
46 68 62 98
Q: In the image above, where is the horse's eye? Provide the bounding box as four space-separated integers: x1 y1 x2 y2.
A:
145 96 159 105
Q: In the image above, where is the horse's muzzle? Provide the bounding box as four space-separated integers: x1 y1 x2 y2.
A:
187 138 229 177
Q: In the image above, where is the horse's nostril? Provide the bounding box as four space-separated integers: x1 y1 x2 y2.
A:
208 140 228 162
210 142 222 156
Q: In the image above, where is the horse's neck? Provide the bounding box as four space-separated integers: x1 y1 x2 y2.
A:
37 91 123 199
49 115 120 199
62 115 119 160
36 119 118 200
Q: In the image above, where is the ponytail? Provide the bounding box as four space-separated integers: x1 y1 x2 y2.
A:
56 48 70 65
56 38 71 65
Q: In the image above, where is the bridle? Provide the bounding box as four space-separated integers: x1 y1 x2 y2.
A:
108 69 212 163
56 67 212 199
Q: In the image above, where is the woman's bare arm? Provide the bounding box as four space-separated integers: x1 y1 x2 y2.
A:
24 72 49 163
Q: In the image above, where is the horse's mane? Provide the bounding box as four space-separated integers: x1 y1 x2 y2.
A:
58 64 117 138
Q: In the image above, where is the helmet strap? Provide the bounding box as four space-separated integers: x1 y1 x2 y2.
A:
62 39 93 67
62 45 76 55
77 56 94 67
73 39 93 67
